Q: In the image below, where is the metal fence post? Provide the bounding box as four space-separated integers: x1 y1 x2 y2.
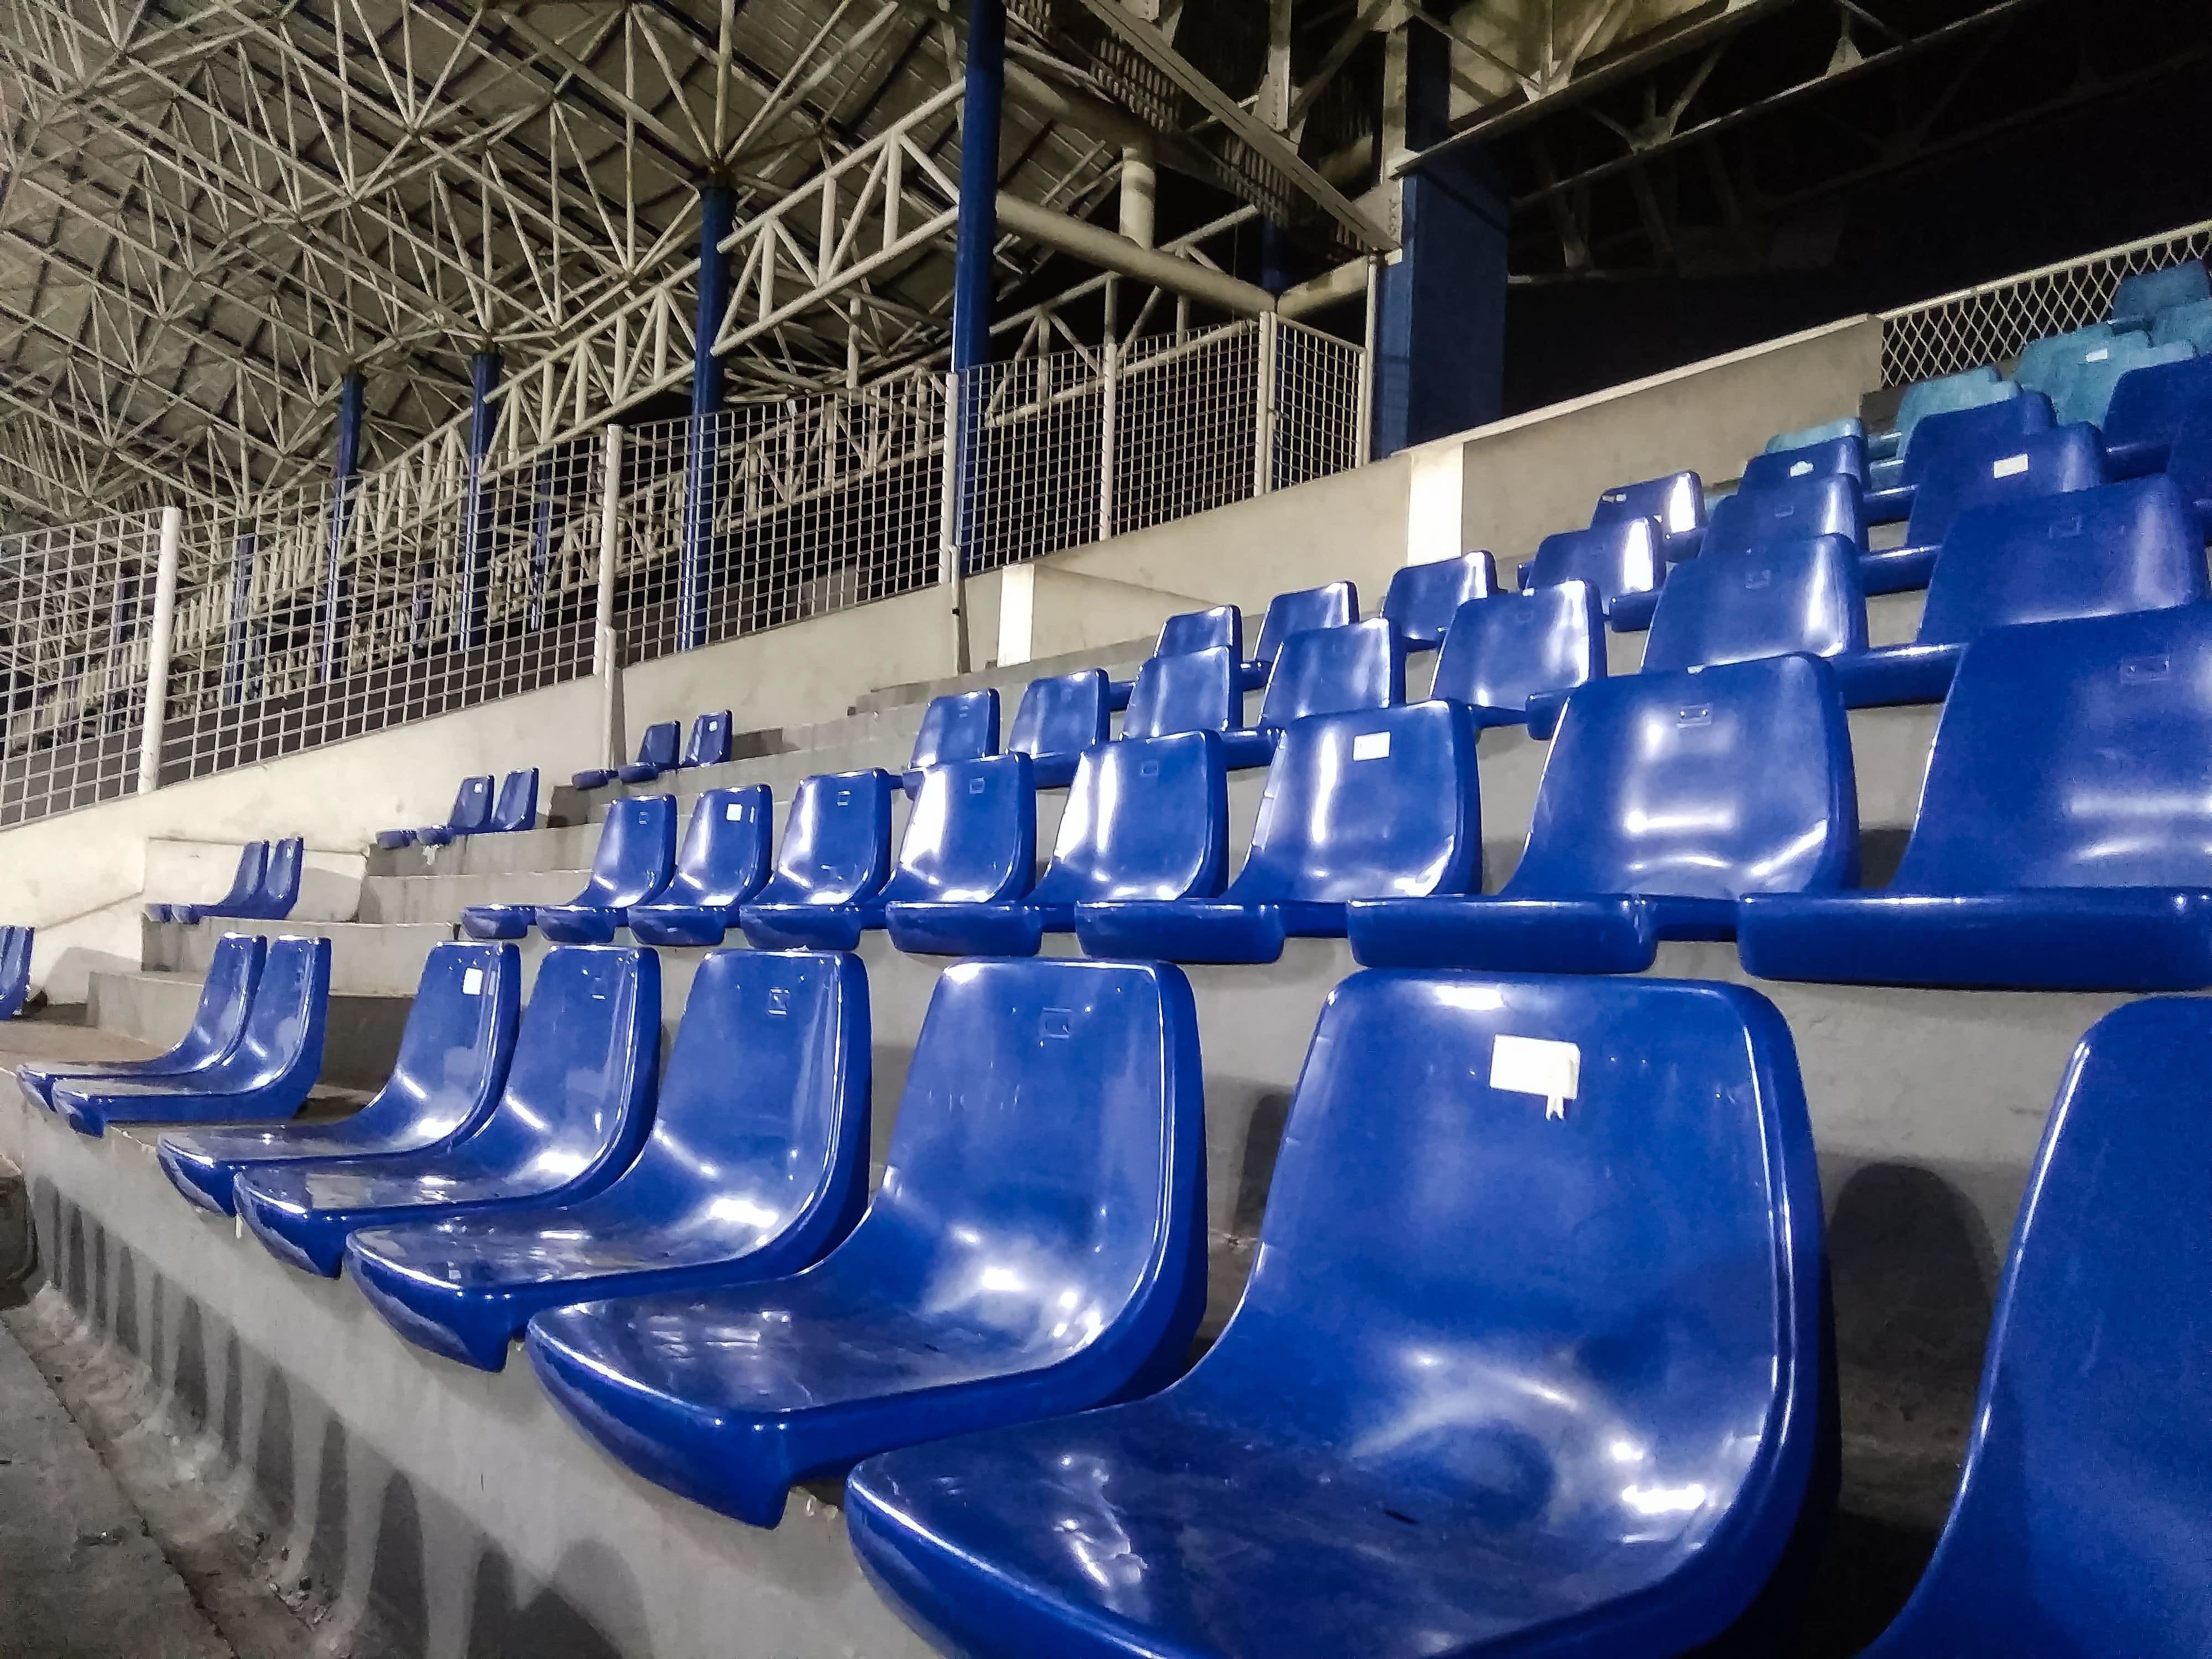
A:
1097 335 1119 541
938 369 971 674
1253 309 1280 497
137 506 182 795
1357 256 1379 468
594 424 625 767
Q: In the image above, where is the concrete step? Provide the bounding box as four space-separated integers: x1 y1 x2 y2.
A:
853 634 1152 715
85 968 411 1091
358 868 588 924
147 920 453 998
368 821 600 878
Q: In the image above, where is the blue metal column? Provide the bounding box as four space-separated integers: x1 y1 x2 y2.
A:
318 371 366 680
1371 24 1509 456
945 0 1004 666
457 349 501 651
677 183 734 653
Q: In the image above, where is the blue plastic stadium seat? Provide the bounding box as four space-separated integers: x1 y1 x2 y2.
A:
1646 534 1867 669
2100 354 2212 477
2152 296 2212 353
1857 997 2212 1658
2171 404 2212 525
2108 258 2210 332
488 768 539 832
152 842 264 925
382 775 491 849
1351 656 1857 972
0 927 31 1020
1766 414 1864 452
884 733 1229 958
614 719 685 785
462 795 677 942
1120 646 1259 754
1380 551 1497 650
1832 476 2204 707
527 957 1209 1530
159 942 520 1215
53 936 330 1138
1241 581 1355 690
1860 421 2107 593
1739 607 2212 990
19 935 263 1109
1107 606 1243 711
1870 365 2007 462
681 709 733 769
1865 387 2051 515
349 950 871 1373
1740 434 1867 492
2014 324 2124 397
1074 701 1480 964
234 945 659 1278
2053 338 2193 429
1521 516 1664 630
1703 473 1865 560
909 688 999 774
1244 617 1405 757
1591 468 1705 562
1006 669 1109 788
847 969 1833 1659
732 770 894 950
624 787 776 947
223 837 301 922
1428 583 1604 735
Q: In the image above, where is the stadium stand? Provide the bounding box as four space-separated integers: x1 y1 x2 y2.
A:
0 927 31 1020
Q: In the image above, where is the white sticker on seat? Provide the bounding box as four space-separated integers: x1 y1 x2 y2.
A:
2086 347 2110 362
1491 1034 1581 1120
726 801 745 820
1992 453 2030 478
1352 731 1391 760
1788 460 1813 476
462 967 484 995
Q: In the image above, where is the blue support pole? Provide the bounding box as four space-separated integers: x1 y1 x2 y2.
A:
318 371 366 680
222 533 257 705
457 349 502 652
1260 219 1297 296
945 0 1004 665
678 184 734 653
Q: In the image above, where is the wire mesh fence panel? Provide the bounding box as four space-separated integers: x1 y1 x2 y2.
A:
963 350 1107 574
1113 323 1262 537
1881 218 2212 388
1270 319 1366 490
0 512 166 828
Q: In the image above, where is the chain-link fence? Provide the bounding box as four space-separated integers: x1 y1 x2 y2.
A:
1881 220 2212 388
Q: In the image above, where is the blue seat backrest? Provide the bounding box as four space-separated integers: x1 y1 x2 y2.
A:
252 838 303 917
1766 415 1863 453
2013 324 2117 397
2108 258 2210 331
1894 365 2008 444
448 775 495 832
1739 435 1866 493
759 771 895 906
1250 581 1355 669
217 842 269 909
1512 656 1858 900
1644 534 1867 671
1122 646 1242 741
373 941 521 1133
1180 969 1823 1574
1866 995 2212 1656
1255 619 1405 737
1381 552 1497 647
2171 403 2212 521
491 769 538 831
634 720 681 771
1430 584 1604 712
1703 474 1865 559
462 946 659 1175
1893 607 2212 892
1590 469 1703 537
2052 337 2185 427
2152 297 2212 353
910 688 999 770
1899 388 2052 486
883 754 1035 906
181 934 267 1065
669 786 774 905
1032 733 1229 908
1227 701 1480 906
1008 670 1109 761
1155 604 1241 660
685 710 733 768
1525 517 1662 611
578 796 679 907
1904 422 2107 549
228 936 330 1084
2101 354 2212 453
1916 476 2206 648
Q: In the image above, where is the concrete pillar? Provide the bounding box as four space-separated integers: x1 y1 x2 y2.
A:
319 369 366 680
457 350 502 651
679 182 734 654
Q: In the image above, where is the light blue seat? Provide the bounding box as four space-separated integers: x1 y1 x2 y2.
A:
1857 996 2212 1657
1859 421 2107 594
461 796 677 942
234 945 659 1277
1350 656 1856 972
1702 473 1865 560
1007 670 1109 788
1590 468 1704 562
487 768 539 833
380 775 492 849
53 936 330 1138
1428 583 1604 735
2101 354 2212 477
1738 434 1866 493
2014 324 2125 397
349 950 871 1373
526 957 1209 1530
0 927 32 1021
2151 296 2212 353
1074 701 1480 964
1120 646 1260 754
150 841 263 925
847 969 1833 1659
1240 581 1355 690
624 787 776 947
1245 617 1405 758
1832 476 2204 707
576 721 677 791
2107 258 2210 332
1869 365 2008 462
1380 551 1497 650
1766 414 1863 452
1520 517 1663 630
1739 606 2212 990
883 733 1229 958
1865 387 2051 515
2052 338 2193 429
19 935 263 1109
159 942 520 1216
734 770 895 950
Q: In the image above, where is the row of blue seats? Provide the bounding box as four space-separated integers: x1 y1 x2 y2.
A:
18 935 2200 1653
375 769 539 849
145 837 304 925
0 926 33 1020
573 709 734 791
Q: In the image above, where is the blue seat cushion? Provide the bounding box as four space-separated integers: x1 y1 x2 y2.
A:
623 905 735 947
1073 899 1347 963
1828 643 1964 708
884 901 1075 958
616 763 665 784
571 768 617 790
461 905 534 941
535 906 624 945
416 827 457 847
738 902 883 952
375 830 416 850
1347 894 1739 972
1736 889 2212 990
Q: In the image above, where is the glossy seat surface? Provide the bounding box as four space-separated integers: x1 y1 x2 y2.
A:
1241 581 1355 688
1155 604 1241 660
1591 468 1704 560
232 946 659 1276
1741 606 2212 989
488 768 538 832
505 795 679 943
1738 434 1866 492
1524 518 1663 629
0 927 30 1020
1381 552 1496 648
20 935 264 1108
2152 297 2212 352
1353 656 1856 972
1895 387 2050 488
2013 322 2120 396
525 957 1209 1529
1703 474 1864 559
737 769 895 950
1007 669 1109 787
347 950 872 1371
1872 421 2109 593
1428 584 1604 730
612 719 681 783
234 837 302 920
1860 996 2212 1658
2107 257 2209 331
847 969 1831 1659
1765 414 1863 452
390 774 491 847
1643 534 1867 671
1891 364 2007 448
2100 353 2212 475
910 688 999 770
1121 646 1249 744
158 943 520 1215
625 786 775 946
54 936 330 1136
2172 403 2212 522
1254 618 1405 740
681 709 733 768
2053 338 2193 429
872 754 1037 954
173 842 265 924
1075 701 1481 963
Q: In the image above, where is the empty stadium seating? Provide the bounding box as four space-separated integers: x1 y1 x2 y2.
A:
1247 616 1405 750
1765 414 1863 452
2053 337 2194 428
2107 257 2209 332
1868 364 2008 465
1644 532 1867 669
17 934 263 1108
1738 431 1867 492
525 956 1209 1529
1862 421 2107 593
1591 467 1704 562
461 795 678 941
1005 668 1109 787
489 768 539 832
233 945 660 1277
1865 387 2052 515
147 840 263 924
1428 582 1605 733
1521 516 1664 629
2172 403 2212 522
378 774 492 849
0 927 32 1020
734 769 896 948
2153 296 2212 353
846 970 1832 1658
2015 323 2132 398
906 688 999 778
1105 604 1242 710
624 709 734 781
1703 472 1865 560
2100 353 2212 476
1120 645 1255 748
575 719 679 791
1380 550 1496 648
1240 580 1356 690
624 786 776 946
